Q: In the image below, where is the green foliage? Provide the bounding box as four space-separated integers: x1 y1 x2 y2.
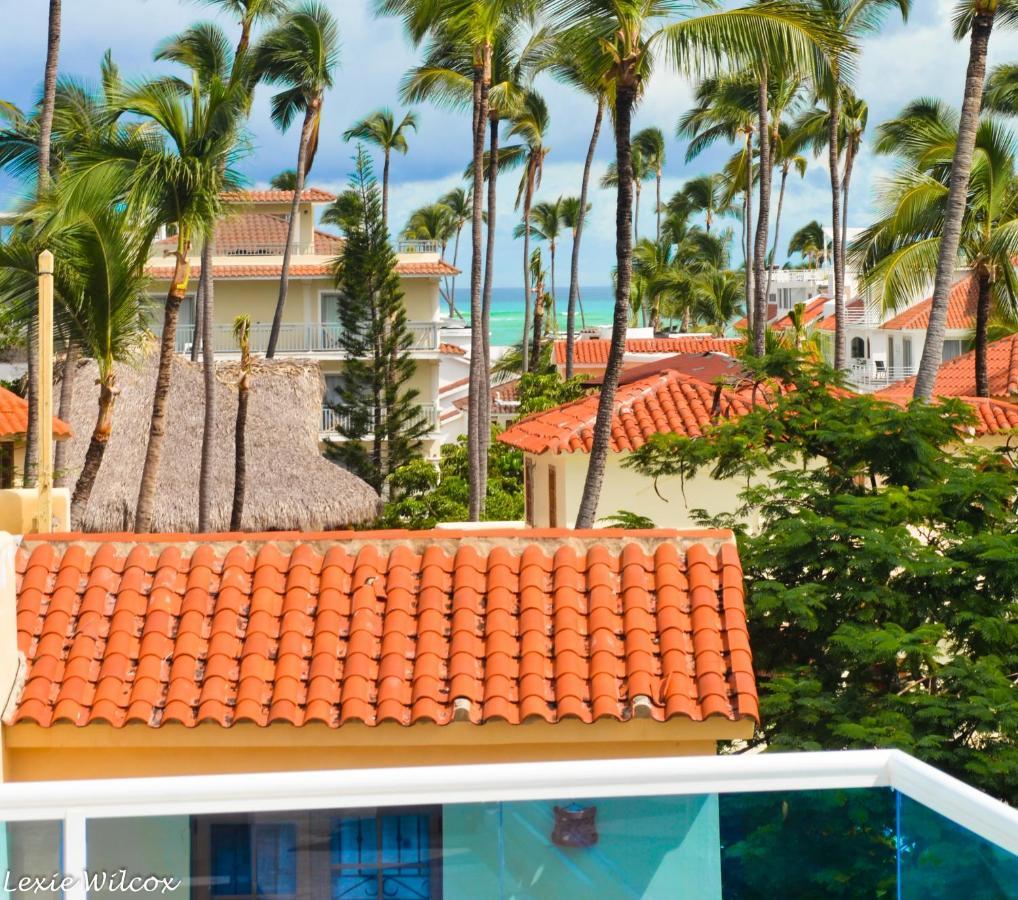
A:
325 148 429 492
514 371 587 416
600 511 657 529
628 355 1018 802
378 436 524 529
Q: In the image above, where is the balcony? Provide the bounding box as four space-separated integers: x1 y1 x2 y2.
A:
172 321 441 356
321 403 439 437
3 750 1016 900
397 239 442 254
846 360 916 393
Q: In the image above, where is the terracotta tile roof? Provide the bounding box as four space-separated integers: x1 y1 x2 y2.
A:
881 275 978 331
875 334 1018 401
615 353 745 388
555 337 743 366
453 378 521 412
771 295 829 330
221 188 337 203
877 393 1018 437
153 213 345 256
0 386 72 440
499 370 751 455
145 260 459 279
439 376 470 396
440 343 466 356
11 529 759 729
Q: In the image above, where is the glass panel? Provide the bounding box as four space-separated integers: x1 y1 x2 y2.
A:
321 293 343 324
88 817 193 899
210 823 251 896
719 789 897 899
897 793 1018 899
253 823 297 897
498 794 722 899
942 340 963 362
1 821 63 900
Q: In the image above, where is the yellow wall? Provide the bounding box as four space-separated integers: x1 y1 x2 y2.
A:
2 718 749 782
528 452 749 530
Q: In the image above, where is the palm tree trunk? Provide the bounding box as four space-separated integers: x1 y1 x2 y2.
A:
382 148 391 231
655 168 662 245
190 276 204 362
25 0 62 489
841 140 856 263
70 368 115 530
634 180 641 242
266 102 315 358
567 97 603 379
752 74 771 358
764 166 789 310
914 13 995 399
744 133 755 339
532 283 544 365
522 169 534 374
975 268 992 397
829 82 846 371
135 239 190 533
230 365 249 531
54 339 77 487
467 51 491 521
449 226 463 320
549 238 557 338
197 240 216 532
576 80 637 530
479 115 498 515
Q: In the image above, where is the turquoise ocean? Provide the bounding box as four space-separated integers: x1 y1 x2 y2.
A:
452 286 617 347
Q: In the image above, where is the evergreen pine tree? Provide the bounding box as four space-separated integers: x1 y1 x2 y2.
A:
326 147 428 492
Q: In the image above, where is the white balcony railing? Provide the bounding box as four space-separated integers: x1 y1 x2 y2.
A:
321 403 439 436
846 361 916 393
172 321 440 355
398 239 441 254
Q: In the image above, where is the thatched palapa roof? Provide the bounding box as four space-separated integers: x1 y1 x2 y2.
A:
60 349 378 532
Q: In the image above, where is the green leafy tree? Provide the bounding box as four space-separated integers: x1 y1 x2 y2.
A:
628 356 1018 802
343 108 417 228
325 149 429 493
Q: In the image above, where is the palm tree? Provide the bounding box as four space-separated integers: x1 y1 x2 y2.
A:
806 0 912 372
198 0 287 57
985 63 1018 116
539 46 607 379
788 219 825 266
601 148 653 240
913 0 1014 400
695 269 745 335
633 127 666 242
439 185 471 317
343 109 417 228
529 246 547 363
681 173 732 233
526 196 565 336
854 104 1018 397
763 119 809 305
394 2 535 519
257 1 340 360
500 90 550 373
549 0 839 529
269 168 297 189
678 73 758 335
58 67 244 532
560 195 591 334
230 314 252 531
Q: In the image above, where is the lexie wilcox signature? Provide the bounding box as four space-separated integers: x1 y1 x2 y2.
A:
4 870 182 894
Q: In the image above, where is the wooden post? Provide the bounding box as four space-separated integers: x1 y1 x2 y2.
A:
35 250 54 534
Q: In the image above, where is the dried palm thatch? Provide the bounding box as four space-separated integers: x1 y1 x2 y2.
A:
59 348 379 532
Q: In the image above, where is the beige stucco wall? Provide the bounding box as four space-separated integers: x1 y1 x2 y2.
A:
528 452 748 530
1 718 749 782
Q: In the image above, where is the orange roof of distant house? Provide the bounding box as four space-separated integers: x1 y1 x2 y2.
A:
439 343 465 356
12 529 759 728
615 352 745 387
499 370 752 454
881 275 978 331
876 334 1018 401
0 386 71 440
221 188 337 203
734 304 778 331
555 337 743 367
145 260 459 279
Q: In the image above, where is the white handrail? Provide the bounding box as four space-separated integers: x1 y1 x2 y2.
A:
0 750 1015 858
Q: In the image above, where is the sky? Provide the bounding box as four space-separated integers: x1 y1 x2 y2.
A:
1 1 1017 288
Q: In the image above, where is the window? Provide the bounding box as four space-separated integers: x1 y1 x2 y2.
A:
778 288 793 310
0 442 13 489
943 340 963 362
903 337 913 370
850 337 866 360
525 459 535 527
321 292 345 324
194 809 439 900
548 466 558 529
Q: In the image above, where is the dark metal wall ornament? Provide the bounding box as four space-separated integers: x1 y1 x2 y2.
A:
551 804 599 848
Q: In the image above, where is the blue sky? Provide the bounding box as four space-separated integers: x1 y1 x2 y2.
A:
1 0 1016 287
